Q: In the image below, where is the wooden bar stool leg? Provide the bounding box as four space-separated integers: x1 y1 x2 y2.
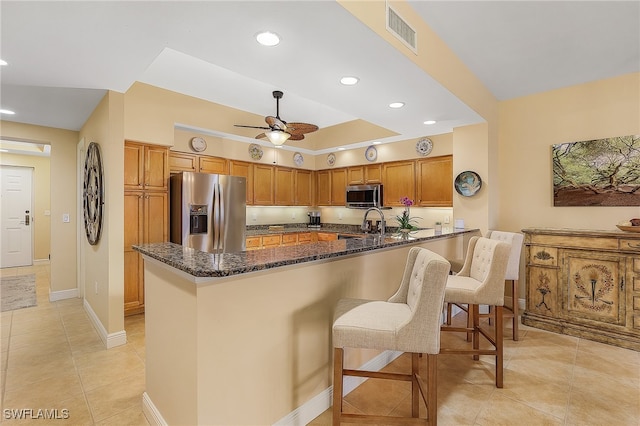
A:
332 348 343 425
427 354 437 426
412 353 419 418
466 304 473 342
472 304 480 360
512 280 519 341
495 306 504 388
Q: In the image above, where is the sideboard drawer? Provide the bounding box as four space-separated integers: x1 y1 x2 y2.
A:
619 238 640 252
529 246 558 266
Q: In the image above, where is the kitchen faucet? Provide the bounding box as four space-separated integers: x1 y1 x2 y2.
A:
362 207 385 237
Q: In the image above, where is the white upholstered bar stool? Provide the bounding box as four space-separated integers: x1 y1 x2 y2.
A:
485 230 524 340
332 247 451 425
440 236 510 388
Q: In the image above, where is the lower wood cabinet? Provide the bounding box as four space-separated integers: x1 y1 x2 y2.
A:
245 232 319 250
523 228 640 350
124 191 168 316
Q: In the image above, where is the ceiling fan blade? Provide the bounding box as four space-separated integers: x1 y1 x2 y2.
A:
235 124 271 130
286 122 318 135
255 133 267 140
287 133 304 141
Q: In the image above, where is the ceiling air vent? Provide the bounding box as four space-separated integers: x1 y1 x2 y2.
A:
386 4 417 54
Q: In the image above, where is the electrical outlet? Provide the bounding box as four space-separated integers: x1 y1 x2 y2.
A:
252 212 257 222
62 213 70 223
291 212 296 220
338 211 343 220
444 216 450 224
94 281 98 294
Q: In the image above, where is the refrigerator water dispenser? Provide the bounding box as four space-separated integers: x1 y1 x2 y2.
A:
189 204 208 234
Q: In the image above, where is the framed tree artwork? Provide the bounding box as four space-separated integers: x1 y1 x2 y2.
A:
553 134 640 206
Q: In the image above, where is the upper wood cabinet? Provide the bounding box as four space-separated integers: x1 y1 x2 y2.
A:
316 170 331 206
382 160 415 207
229 160 254 205
364 164 382 184
253 164 275 205
169 152 197 173
125 142 169 191
348 166 365 185
199 156 228 174
330 168 347 206
294 169 313 206
275 167 295 205
416 155 453 207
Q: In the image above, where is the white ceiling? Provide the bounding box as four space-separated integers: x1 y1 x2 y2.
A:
1 1 638 151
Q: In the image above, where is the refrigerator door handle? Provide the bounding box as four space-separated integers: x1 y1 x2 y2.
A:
217 183 225 252
213 184 221 252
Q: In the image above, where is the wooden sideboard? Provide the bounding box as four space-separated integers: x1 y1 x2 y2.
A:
522 228 640 350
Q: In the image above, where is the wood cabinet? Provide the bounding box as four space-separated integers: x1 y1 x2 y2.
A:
294 170 313 206
199 156 228 174
382 161 415 207
229 160 254 205
253 164 275 205
281 233 298 246
348 166 365 185
169 152 198 172
317 232 338 242
125 142 169 191
330 168 347 206
124 141 169 316
364 164 382 184
416 155 453 207
275 167 295 205
523 228 640 350
245 236 261 251
316 170 331 206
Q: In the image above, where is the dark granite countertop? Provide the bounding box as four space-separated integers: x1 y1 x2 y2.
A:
133 228 478 279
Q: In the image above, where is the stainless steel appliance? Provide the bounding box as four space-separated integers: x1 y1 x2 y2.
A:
170 172 246 253
345 184 384 208
307 211 321 228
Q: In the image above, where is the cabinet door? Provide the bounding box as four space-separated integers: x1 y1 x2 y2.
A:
294 169 313 206
561 250 625 326
124 191 144 315
169 152 198 173
331 168 347 206
275 167 295 205
124 143 145 190
527 265 559 318
144 145 169 191
316 170 331 206
144 192 168 244
383 161 415 206
246 236 261 250
199 156 228 174
229 160 254 205
317 232 338 241
281 234 298 246
253 164 274 205
262 235 281 248
416 155 452 207
364 164 382 184
297 233 312 244
347 166 365 185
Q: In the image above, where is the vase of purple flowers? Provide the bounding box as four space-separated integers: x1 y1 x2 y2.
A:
396 197 420 234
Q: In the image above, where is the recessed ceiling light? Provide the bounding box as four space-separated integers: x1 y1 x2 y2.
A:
0 109 15 115
338 147 346 151
372 141 381 145
424 120 436 125
389 102 404 109
340 76 359 86
256 31 280 47
0 59 7 66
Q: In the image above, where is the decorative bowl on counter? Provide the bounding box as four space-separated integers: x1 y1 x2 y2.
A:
616 224 640 232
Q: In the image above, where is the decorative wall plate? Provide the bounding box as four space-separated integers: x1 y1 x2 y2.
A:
454 171 482 197
365 145 377 162
327 153 336 166
416 137 433 156
293 152 304 167
83 142 104 245
248 143 264 160
190 136 207 152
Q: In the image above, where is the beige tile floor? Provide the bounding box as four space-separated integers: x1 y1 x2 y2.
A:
2 264 640 425
1 264 148 425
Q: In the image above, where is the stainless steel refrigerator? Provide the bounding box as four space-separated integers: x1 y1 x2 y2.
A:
170 172 246 253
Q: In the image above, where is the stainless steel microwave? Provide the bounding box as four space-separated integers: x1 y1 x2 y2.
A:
345 184 383 208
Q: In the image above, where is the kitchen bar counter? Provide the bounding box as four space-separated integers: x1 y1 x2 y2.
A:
134 228 477 279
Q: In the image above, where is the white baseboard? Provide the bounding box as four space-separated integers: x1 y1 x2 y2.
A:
142 392 167 426
33 258 50 265
49 288 78 302
83 299 127 349
273 350 403 426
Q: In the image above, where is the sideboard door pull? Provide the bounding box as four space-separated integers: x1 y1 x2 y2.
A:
626 242 640 249
621 278 625 290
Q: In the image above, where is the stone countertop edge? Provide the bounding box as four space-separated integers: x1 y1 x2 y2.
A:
133 228 478 279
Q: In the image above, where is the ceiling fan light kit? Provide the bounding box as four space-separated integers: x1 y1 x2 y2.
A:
234 90 318 147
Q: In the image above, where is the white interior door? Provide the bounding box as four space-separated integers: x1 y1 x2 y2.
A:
0 165 34 268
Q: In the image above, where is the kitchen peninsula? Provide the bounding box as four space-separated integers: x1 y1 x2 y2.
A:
135 227 479 425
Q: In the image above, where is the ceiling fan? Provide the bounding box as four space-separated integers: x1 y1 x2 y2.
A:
234 90 318 146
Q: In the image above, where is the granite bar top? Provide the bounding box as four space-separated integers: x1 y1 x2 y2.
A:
133 228 478 278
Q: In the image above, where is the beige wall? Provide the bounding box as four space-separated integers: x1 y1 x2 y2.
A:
0 121 78 294
79 91 126 334
498 73 640 233
0 153 51 261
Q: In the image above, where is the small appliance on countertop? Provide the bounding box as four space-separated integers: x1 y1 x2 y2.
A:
307 211 321 228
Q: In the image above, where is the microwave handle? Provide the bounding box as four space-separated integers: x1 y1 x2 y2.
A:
374 186 378 203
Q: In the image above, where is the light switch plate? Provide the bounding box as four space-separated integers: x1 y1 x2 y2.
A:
63 213 70 223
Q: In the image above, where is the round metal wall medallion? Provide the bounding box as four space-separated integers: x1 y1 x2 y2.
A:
83 142 104 245
416 137 433 156
190 137 207 152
